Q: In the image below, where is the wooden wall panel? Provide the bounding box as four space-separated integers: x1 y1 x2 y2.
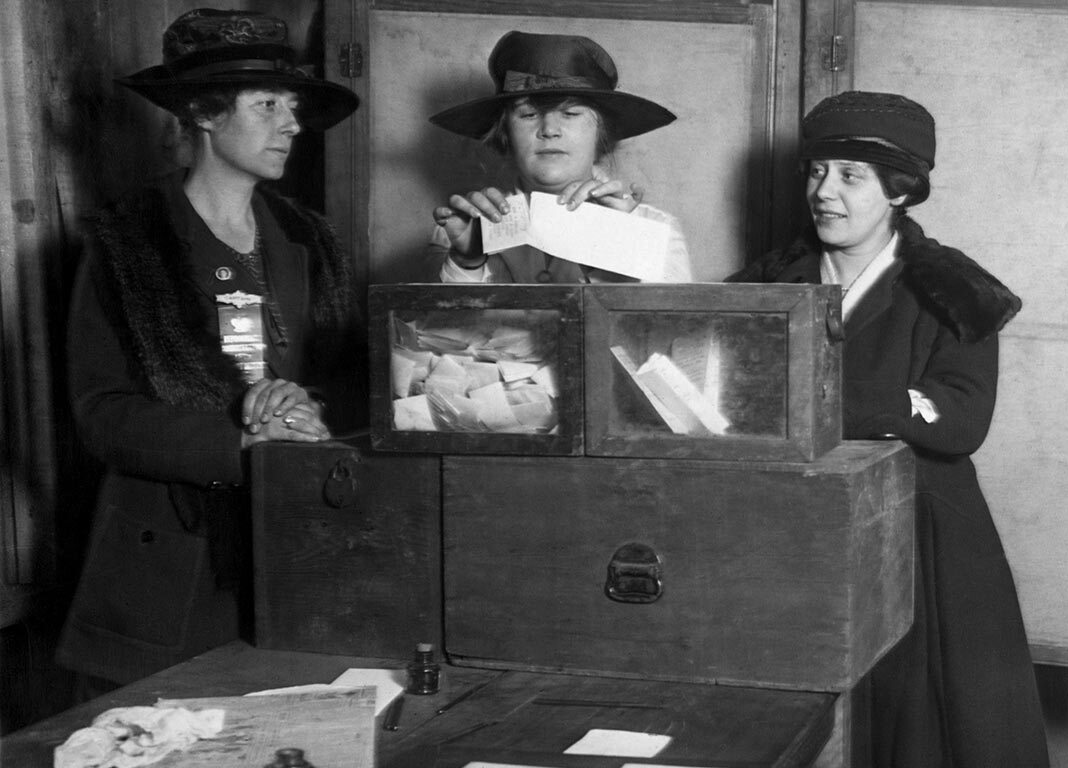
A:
366 9 771 283
855 1 1068 661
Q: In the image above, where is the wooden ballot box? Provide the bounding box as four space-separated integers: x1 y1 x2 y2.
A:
369 283 585 456
251 433 443 658
443 441 914 692
585 283 843 462
369 283 845 463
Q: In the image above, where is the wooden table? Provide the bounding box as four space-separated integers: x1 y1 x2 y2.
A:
2 641 835 767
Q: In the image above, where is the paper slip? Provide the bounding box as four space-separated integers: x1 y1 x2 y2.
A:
248 668 405 716
480 191 671 281
564 728 672 757
156 689 375 767
481 193 533 254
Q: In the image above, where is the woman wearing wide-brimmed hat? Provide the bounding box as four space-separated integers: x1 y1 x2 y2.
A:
427 30 693 284
58 8 364 686
729 91 1049 767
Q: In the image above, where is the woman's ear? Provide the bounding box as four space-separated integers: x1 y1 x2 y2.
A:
890 193 908 207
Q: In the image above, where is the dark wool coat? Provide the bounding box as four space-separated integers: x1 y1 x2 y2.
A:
730 216 1048 767
58 174 366 684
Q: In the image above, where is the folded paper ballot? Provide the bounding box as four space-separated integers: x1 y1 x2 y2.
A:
390 310 559 434
481 192 672 281
611 334 730 436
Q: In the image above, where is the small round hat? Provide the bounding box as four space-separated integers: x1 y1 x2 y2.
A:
801 90 936 197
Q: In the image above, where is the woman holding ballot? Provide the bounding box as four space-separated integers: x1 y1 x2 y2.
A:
427 31 693 284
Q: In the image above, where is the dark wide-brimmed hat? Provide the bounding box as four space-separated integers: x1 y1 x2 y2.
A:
801 90 936 201
429 31 676 141
116 8 358 130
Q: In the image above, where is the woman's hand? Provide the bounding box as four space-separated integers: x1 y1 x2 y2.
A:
433 187 511 259
557 171 643 213
241 402 330 448
242 378 317 433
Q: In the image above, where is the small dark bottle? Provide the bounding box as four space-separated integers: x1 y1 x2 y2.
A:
264 747 314 768
406 642 441 695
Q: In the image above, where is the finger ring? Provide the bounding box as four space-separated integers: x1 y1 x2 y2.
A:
620 193 631 200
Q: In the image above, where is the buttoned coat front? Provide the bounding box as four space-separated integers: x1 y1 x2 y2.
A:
58 174 364 684
729 216 1048 767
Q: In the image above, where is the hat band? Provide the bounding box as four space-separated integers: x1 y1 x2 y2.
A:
502 70 600 93
172 58 304 80
801 138 929 179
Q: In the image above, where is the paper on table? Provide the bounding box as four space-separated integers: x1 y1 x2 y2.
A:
248 668 405 716
331 668 406 715
480 192 671 281
156 689 375 767
564 728 672 757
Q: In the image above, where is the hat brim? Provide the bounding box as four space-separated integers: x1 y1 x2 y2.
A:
116 66 359 131
429 89 675 141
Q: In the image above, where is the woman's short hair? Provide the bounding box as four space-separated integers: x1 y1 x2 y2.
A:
873 164 928 210
173 85 246 137
482 95 618 160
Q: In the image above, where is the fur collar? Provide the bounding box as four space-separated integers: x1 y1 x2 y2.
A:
753 216 1021 343
89 179 354 410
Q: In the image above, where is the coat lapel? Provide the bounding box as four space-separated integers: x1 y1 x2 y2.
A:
844 260 903 337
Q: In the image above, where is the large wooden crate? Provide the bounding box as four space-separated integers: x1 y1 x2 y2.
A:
443 441 914 691
251 434 442 657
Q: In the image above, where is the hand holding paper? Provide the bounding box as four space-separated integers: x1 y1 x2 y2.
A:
481 192 672 281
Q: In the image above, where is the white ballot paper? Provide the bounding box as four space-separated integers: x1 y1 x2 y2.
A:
248 667 404 716
481 192 671 281
564 728 672 757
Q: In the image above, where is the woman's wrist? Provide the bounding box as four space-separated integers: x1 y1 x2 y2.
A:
450 248 488 270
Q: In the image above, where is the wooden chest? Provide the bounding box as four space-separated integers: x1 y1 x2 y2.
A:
442 440 914 691
251 434 442 657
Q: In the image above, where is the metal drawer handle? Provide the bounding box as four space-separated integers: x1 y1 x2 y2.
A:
323 458 358 508
604 542 663 603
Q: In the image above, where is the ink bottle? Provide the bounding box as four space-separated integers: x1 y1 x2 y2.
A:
264 747 314 768
406 642 441 694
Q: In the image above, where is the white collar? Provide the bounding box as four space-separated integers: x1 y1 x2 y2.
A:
821 232 899 321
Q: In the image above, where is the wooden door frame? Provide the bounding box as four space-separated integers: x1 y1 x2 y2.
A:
321 0 836 289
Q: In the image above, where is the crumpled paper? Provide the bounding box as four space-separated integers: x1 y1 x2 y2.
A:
54 705 225 768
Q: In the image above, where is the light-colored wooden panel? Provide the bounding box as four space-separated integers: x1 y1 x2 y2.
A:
855 1 1068 655
368 10 764 283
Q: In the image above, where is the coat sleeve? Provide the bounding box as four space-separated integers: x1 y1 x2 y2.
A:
901 326 999 456
858 317 1000 457
67 245 247 487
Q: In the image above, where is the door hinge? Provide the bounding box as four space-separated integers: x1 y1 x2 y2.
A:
821 34 849 72
339 42 363 78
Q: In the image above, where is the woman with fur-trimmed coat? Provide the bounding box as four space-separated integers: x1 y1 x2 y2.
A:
58 9 364 686
729 91 1048 767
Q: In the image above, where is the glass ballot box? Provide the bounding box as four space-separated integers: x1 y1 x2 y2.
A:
369 283 843 461
585 283 843 462
369 284 584 455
